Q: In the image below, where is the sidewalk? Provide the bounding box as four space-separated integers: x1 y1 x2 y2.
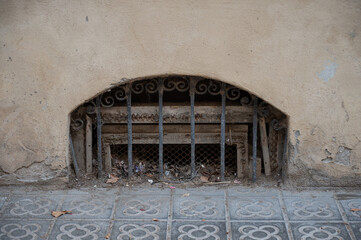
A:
0 185 360 239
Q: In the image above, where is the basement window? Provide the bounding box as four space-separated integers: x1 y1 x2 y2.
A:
70 75 287 183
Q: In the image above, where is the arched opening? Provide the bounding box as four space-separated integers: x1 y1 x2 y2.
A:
70 75 288 184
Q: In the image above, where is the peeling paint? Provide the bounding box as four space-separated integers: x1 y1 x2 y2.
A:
317 60 338 82
335 146 351 166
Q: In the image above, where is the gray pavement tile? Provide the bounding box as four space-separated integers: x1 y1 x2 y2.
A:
49 220 108 239
120 186 171 195
171 221 227 240
228 186 279 197
229 196 284 221
339 199 361 221
231 222 289 240
111 220 167 239
115 195 170 220
174 187 224 196
0 220 51 239
283 197 342 221
350 223 361 239
282 189 334 198
59 195 116 219
173 195 225 220
290 222 351 240
1 195 61 219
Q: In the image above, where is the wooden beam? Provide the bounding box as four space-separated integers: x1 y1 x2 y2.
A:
99 105 253 124
236 143 243 178
101 124 248 145
85 115 93 174
259 117 271 176
102 124 248 134
72 128 85 170
104 144 112 173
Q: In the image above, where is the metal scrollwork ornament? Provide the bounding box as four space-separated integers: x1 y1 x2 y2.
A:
226 86 241 101
114 85 127 101
164 78 189 92
71 118 84 131
208 80 222 95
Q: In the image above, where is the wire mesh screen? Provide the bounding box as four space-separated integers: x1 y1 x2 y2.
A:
110 144 237 180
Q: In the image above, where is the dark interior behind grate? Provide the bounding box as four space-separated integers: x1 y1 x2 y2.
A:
110 144 237 180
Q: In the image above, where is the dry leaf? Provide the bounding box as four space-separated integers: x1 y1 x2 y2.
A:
351 208 361 212
51 210 71 218
152 218 159 222
182 193 190 197
200 176 209 182
106 174 119 184
105 234 110 239
146 173 153 177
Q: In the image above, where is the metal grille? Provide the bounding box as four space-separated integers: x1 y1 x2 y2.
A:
110 144 237 180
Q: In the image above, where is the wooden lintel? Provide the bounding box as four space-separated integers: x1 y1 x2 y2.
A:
259 117 271 176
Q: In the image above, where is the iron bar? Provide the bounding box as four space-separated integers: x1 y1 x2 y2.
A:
96 96 102 178
127 83 133 178
220 82 226 181
190 79 196 178
69 132 80 179
158 79 164 179
252 97 258 182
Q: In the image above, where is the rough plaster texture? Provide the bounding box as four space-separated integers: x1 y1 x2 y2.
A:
0 0 360 186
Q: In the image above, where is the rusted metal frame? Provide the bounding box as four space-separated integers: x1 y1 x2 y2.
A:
252 97 258 182
85 115 93 173
127 83 133 178
220 82 226 181
190 79 196 178
158 78 164 179
96 96 102 178
69 132 80 179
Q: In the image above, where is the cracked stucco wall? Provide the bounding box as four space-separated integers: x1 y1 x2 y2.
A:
0 0 361 186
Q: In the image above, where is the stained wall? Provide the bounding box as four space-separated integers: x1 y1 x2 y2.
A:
0 0 360 186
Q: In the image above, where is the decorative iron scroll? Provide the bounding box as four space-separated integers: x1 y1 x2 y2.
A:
164 78 189 92
78 78 255 112
70 118 84 131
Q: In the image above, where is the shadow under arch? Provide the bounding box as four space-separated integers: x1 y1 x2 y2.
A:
69 74 288 184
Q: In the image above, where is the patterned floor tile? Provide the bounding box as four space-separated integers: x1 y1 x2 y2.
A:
59 195 116 219
120 186 171 195
339 199 361 221
290 222 351 240
111 220 167 239
174 187 224 196
0 220 51 239
115 195 170 220
282 190 334 198
229 197 283 220
49 220 108 239
350 222 361 239
283 197 342 221
228 186 279 197
231 222 288 240
1 195 61 219
172 221 227 240
173 196 225 220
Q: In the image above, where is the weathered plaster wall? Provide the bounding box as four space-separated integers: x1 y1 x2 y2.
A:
0 0 360 186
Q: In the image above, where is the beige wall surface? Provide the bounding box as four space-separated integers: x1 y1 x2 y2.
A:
0 0 360 186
